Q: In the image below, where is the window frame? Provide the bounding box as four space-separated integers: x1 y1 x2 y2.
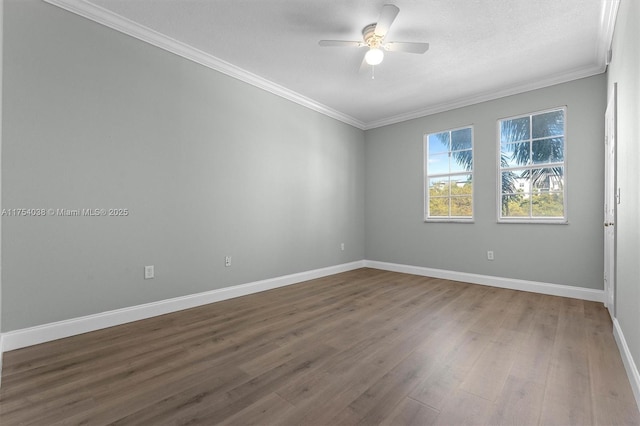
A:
496 106 568 224
424 125 474 223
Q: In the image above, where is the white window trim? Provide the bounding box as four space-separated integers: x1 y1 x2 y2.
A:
424 125 474 223
496 106 568 224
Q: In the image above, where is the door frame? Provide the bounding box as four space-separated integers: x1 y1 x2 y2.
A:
604 83 617 318
0 0 4 386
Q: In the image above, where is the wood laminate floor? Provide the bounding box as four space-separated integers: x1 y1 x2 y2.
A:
1 268 639 425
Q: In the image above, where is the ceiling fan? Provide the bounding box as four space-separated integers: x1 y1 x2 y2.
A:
318 4 429 72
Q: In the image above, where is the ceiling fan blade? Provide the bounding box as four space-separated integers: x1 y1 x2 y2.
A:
319 40 365 48
384 42 430 54
374 4 400 38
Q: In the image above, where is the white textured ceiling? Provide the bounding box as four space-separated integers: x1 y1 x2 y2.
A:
52 0 616 129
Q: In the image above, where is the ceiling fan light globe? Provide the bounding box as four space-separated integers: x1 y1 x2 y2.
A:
365 48 384 65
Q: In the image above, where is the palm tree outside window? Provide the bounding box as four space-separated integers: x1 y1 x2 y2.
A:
498 107 566 222
424 126 474 221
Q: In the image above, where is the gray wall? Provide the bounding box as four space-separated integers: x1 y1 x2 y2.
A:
0 0 613 336
1 0 365 331
365 75 607 289
607 0 640 397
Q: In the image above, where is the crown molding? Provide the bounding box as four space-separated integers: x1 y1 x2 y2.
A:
363 64 606 130
597 0 620 65
43 0 366 130
43 0 615 132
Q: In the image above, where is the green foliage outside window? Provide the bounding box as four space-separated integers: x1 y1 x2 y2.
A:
501 191 564 217
429 182 473 217
425 109 565 222
426 127 473 219
499 108 566 220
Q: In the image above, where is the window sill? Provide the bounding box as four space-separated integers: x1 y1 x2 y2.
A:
425 219 475 224
497 219 568 225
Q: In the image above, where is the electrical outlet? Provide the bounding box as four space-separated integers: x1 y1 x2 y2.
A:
144 265 155 279
487 251 494 261
341 243 345 251
225 256 232 267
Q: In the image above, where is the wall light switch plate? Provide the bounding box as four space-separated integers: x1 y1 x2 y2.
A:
144 265 155 279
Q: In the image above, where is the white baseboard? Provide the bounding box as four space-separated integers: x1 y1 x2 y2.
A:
364 260 605 302
0 259 607 354
613 318 640 411
1 261 365 352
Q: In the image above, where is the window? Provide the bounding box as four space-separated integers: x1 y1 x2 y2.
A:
498 107 566 222
424 126 473 221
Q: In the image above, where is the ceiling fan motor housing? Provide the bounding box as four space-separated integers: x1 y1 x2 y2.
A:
362 23 382 48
